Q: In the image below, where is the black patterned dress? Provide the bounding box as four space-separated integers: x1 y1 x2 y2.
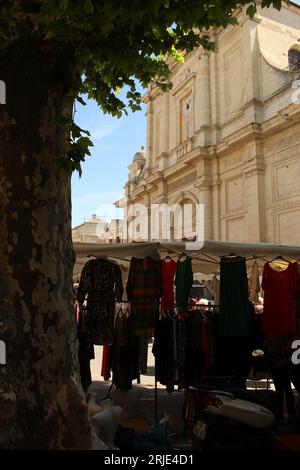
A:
77 258 123 345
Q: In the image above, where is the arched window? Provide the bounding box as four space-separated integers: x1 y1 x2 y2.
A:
288 47 300 72
180 198 197 240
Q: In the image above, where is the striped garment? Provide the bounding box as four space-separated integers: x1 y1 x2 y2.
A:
126 257 162 338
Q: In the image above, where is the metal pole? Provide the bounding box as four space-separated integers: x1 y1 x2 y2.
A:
155 354 158 425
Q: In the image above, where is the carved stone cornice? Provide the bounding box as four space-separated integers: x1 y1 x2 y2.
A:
194 176 213 191
171 72 197 98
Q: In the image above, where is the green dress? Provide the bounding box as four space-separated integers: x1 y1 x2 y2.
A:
175 256 193 312
219 256 252 337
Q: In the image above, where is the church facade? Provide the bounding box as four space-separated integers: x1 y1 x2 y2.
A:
116 3 300 245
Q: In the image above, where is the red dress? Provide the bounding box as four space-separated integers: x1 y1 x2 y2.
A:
160 259 177 312
261 262 297 336
101 344 111 381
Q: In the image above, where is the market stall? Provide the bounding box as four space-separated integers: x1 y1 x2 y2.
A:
73 239 300 447
74 239 300 276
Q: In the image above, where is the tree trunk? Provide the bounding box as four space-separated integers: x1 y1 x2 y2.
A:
0 42 103 449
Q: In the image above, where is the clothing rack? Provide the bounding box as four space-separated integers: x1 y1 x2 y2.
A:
76 298 221 308
76 297 221 425
74 242 300 432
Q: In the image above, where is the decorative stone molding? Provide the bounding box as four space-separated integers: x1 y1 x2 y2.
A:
168 170 197 193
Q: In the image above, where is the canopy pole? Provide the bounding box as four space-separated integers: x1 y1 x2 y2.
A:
155 357 158 425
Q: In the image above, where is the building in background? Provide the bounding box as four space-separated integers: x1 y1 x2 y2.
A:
116 3 300 244
72 214 123 244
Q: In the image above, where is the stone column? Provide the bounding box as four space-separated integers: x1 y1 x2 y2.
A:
144 187 152 241
195 156 213 241
146 99 154 168
198 182 213 241
245 156 265 242
196 52 211 146
211 153 221 241
161 92 169 154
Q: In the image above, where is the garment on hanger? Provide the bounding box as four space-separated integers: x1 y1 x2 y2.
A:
176 316 187 389
219 256 252 337
126 257 161 338
153 311 211 392
184 313 206 386
139 337 149 374
153 315 177 392
175 255 193 312
248 261 260 304
77 305 94 392
262 261 297 337
110 310 140 390
77 258 123 345
101 344 111 381
161 258 177 313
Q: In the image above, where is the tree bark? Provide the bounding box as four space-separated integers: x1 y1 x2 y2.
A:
0 41 102 449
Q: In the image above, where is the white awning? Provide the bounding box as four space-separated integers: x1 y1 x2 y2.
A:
73 240 300 276
161 240 300 259
73 241 161 260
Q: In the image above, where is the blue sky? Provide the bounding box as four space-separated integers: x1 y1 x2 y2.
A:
71 85 147 227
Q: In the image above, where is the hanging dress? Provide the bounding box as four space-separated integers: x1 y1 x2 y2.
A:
126 257 161 338
77 258 123 345
248 261 260 304
175 256 193 313
219 256 252 337
77 305 94 392
261 262 297 337
111 310 140 390
161 258 177 314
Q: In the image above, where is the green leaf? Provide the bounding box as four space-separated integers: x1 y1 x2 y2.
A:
273 0 282 11
246 4 257 19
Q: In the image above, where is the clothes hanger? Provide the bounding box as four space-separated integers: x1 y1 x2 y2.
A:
251 259 259 269
177 252 188 262
269 255 289 263
269 255 290 271
221 253 239 260
163 255 173 262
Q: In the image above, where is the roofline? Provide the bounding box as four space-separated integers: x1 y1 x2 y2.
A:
72 223 85 230
142 1 300 103
287 1 300 10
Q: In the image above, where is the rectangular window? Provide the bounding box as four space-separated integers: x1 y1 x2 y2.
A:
180 93 193 143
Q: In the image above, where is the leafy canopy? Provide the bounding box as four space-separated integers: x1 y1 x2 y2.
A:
0 0 282 172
